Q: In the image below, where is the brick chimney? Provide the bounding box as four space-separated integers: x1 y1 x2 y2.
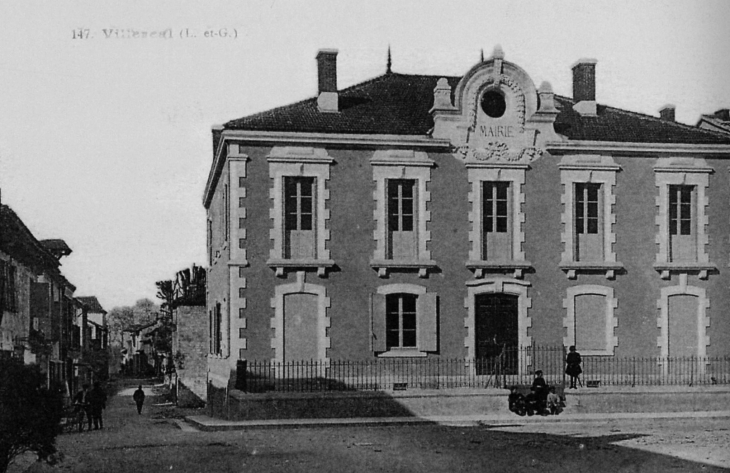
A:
659 104 676 122
316 49 339 113
572 59 597 116
714 109 730 121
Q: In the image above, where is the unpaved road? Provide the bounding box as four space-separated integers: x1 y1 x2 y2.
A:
10 379 729 472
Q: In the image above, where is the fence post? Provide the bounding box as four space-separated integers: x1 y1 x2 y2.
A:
235 359 247 392
562 345 567 388
632 357 635 387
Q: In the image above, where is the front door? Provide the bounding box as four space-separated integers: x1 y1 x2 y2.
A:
475 294 518 375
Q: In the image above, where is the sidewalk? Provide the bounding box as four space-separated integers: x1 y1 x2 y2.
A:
186 409 730 431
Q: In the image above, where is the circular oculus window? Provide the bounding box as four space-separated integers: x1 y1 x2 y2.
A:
481 90 506 118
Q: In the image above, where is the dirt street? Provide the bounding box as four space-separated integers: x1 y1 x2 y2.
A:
10 379 730 473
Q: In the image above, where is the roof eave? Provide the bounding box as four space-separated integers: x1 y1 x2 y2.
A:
202 130 449 208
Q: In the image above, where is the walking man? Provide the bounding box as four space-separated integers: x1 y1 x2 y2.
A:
132 385 145 415
89 381 107 430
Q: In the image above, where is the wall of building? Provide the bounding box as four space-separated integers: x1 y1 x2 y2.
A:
0 252 33 355
209 142 730 372
173 305 208 403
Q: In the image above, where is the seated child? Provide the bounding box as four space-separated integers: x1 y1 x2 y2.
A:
546 386 562 415
508 386 526 416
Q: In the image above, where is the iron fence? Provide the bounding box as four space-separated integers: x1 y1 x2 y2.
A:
236 346 730 393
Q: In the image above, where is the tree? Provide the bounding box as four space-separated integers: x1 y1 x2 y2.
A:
107 306 134 346
0 359 64 473
155 279 175 316
132 298 158 325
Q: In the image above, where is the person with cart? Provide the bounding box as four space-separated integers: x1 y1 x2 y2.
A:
72 384 91 432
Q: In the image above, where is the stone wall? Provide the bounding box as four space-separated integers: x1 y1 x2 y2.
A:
173 305 208 404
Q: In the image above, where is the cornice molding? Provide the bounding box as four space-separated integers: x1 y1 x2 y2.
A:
218 130 449 148
546 140 730 155
204 132 450 207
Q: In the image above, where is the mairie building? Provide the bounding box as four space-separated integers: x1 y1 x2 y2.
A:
203 47 730 389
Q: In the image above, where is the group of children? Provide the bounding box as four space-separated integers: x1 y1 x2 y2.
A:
508 371 563 416
507 346 582 416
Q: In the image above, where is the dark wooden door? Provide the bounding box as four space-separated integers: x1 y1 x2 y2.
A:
475 294 518 375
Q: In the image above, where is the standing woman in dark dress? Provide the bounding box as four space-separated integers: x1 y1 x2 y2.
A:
565 345 582 389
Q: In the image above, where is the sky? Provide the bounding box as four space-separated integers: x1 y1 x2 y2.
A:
1 0 729 310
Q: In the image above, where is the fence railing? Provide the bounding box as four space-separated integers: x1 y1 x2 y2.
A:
235 346 730 393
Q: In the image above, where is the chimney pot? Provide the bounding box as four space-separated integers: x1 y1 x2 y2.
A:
316 49 339 112
659 104 676 122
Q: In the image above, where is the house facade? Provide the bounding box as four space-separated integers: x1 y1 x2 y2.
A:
75 296 109 382
203 47 730 389
1 204 91 394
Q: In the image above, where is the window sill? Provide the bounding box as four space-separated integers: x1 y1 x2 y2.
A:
377 349 428 358
466 260 532 279
653 262 717 280
267 258 335 278
559 261 624 280
370 259 438 278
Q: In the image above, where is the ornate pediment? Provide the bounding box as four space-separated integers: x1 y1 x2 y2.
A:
430 46 561 165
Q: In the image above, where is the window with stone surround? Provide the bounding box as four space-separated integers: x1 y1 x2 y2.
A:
563 285 618 356
653 158 715 280
270 272 330 363
372 284 437 357
559 155 622 279
466 165 530 279
267 147 334 278
657 276 709 362
370 150 436 278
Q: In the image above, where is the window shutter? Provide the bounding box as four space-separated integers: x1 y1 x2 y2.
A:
372 293 387 352
417 292 438 352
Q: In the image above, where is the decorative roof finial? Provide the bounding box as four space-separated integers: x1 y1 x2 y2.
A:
480 49 485 62
492 44 504 60
386 45 392 74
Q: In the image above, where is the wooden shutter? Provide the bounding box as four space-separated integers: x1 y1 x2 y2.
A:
372 293 387 352
417 292 438 352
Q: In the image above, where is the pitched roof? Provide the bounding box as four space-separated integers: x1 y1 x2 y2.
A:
225 73 460 136
697 109 730 135
553 97 730 144
0 205 59 271
77 296 106 314
223 72 730 145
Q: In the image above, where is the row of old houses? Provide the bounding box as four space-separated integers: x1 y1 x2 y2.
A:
0 191 109 398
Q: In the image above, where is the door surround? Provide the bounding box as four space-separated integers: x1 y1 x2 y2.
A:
465 278 531 361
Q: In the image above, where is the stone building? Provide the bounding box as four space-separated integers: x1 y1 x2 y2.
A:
1 205 80 392
203 47 730 390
